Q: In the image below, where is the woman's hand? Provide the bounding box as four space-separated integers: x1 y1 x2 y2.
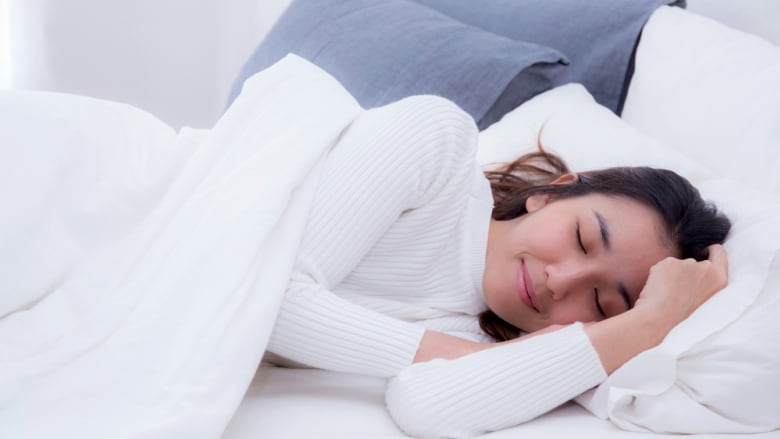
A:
415 245 729 369
585 244 728 374
633 243 729 333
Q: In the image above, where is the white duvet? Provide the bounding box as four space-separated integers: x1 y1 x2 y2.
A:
0 55 361 438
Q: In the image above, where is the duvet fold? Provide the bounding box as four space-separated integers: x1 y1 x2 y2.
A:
0 55 362 439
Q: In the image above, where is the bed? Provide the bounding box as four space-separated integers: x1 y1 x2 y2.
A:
2 1 780 438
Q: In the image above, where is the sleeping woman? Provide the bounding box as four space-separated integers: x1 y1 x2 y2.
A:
263 95 731 437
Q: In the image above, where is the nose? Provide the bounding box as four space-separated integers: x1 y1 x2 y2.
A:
545 260 595 301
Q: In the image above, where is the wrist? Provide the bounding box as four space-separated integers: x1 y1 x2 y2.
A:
584 309 669 374
629 306 677 342
413 330 486 364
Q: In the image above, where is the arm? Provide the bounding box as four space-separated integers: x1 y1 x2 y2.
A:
585 245 728 374
388 323 605 438
388 245 729 437
267 95 480 377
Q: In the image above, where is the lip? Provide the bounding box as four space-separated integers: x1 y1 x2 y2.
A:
517 260 540 313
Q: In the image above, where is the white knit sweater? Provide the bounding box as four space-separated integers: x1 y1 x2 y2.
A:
266 95 606 437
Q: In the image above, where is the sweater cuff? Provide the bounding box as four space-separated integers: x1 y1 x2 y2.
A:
386 322 607 437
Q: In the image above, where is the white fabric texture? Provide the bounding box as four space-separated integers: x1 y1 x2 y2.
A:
1 56 607 439
0 54 362 438
479 83 780 433
386 322 605 438
266 94 493 377
0 89 185 317
226 365 780 439
261 91 607 437
621 6 780 194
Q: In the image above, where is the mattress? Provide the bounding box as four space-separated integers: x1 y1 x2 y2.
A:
223 366 780 438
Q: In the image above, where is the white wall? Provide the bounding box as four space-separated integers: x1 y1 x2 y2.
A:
688 0 780 46
0 0 11 88
4 0 776 130
6 0 289 129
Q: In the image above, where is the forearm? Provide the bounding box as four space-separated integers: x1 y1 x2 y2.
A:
415 311 666 375
268 283 426 377
393 249 729 437
586 247 729 374
388 323 606 438
393 314 671 437
584 308 668 374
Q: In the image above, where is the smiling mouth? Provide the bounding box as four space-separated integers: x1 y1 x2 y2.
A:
517 260 540 313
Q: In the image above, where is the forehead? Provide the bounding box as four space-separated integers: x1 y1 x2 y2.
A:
576 192 662 228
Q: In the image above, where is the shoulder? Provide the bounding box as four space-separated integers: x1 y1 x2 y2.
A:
325 95 480 204
343 95 478 164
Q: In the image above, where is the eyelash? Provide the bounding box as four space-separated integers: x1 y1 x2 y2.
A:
576 224 587 254
594 289 606 317
578 225 605 317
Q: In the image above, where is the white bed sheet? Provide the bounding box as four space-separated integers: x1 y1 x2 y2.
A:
224 366 780 439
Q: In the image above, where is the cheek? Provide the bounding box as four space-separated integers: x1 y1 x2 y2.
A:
482 260 514 311
520 219 571 255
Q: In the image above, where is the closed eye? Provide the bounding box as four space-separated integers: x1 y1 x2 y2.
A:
576 224 587 254
594 289 606 317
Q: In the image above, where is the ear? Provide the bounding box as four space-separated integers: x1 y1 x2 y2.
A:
551 172 579 185
525 172 579 213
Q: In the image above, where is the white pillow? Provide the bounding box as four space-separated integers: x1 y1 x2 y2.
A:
621 6 780 194
478 83 712 181
0 90 196 317
478 84 780 433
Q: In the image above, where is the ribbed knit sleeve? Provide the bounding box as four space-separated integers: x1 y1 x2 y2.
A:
266 95 480 377
385 323 607 437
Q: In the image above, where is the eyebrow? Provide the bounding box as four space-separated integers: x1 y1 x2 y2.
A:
593 210 611 251
593 210 632 309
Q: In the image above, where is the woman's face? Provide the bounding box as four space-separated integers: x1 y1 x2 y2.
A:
483 188 676 333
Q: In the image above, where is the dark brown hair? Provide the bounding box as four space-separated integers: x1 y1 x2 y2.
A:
479 147 732 341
